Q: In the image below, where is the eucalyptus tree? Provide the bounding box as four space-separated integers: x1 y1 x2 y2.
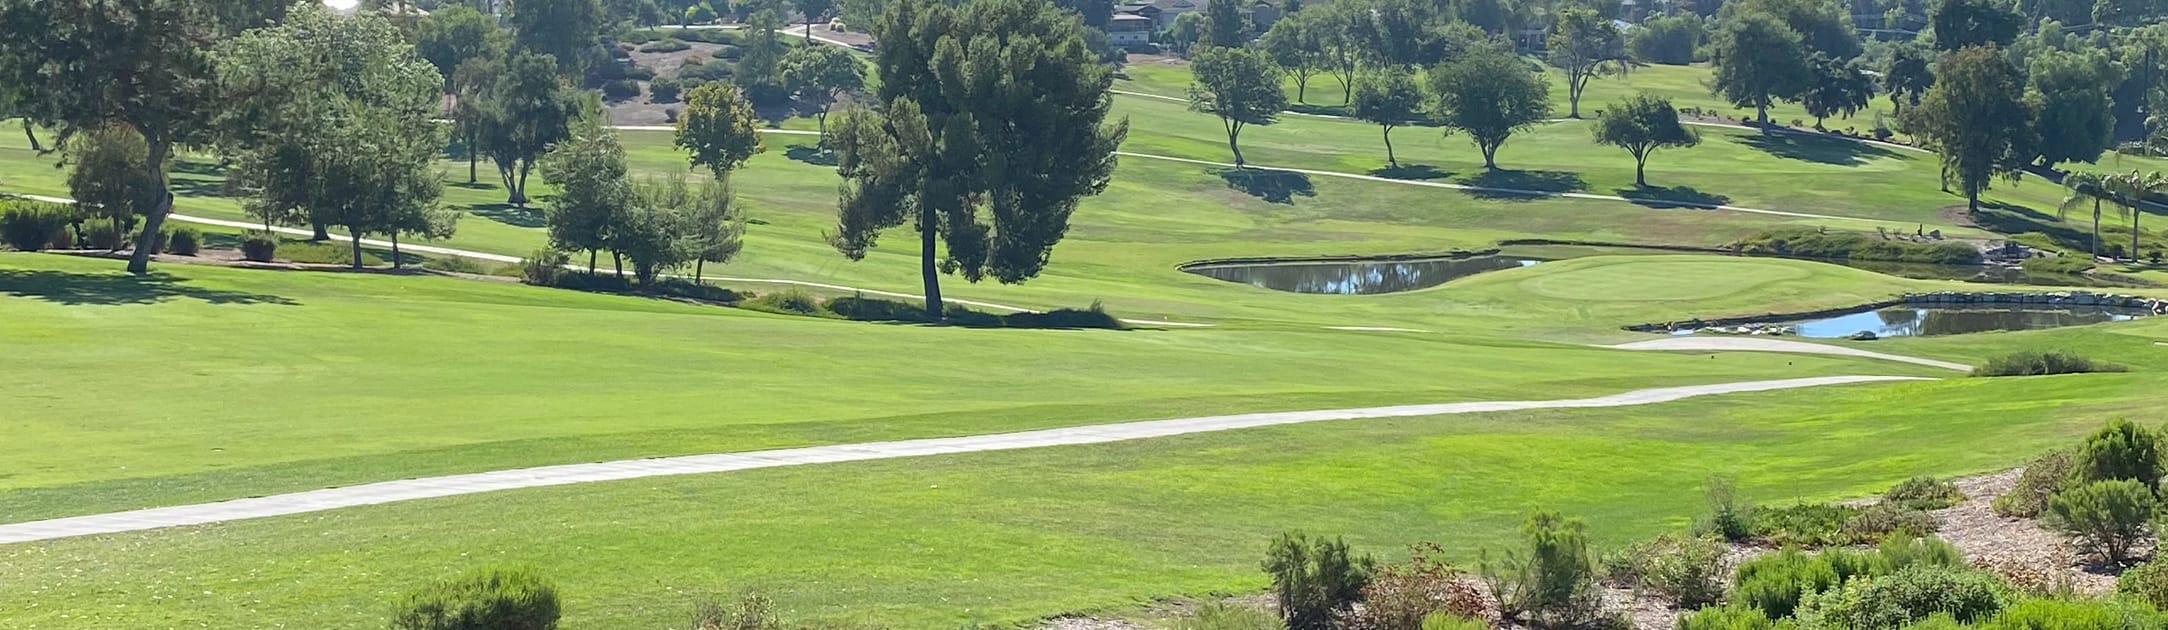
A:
1547 6 1628 119
1190 45 1288 168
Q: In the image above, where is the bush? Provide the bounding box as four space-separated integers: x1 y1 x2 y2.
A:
239 230 279 262
2047 479 2157 565
713 44 743 59
1876 537 1966 572
680 60 732 81
650 77 683 103
1264 532 1374 630
48 225 76 250
390 567 560 630
1733 548 1846 619
165 225 200 256
2116 559 2168 610
1971 351 2128 377
521 248 569 286
1339 543 1484 630
1603 534 1726 608
1175 602 1283 630
1885 477 1965 511
1798 565 2005 629
689 592 784 630
1842 503 1938 543
1628 15 1703 65
141 226 169 254
601 78 641 99
1481 512 1604 628
1677 604 1781 630
82 217 127 250
1699 475 1754 542
2075 419 2163 489
624 65 656 81
1417 613 1486 630
1995 449 2078 518
743 289 834 317
993 302 1126 329
421 256 520 276
1752 503 1861 547
638 37 691 53
826 296 1126 329
0 200 74 251
2020 255 2095 275
1736 227 1984 265
1987 598 2168 629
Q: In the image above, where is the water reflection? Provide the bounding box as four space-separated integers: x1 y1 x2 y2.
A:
1184 256 1540 295
1781 305 2151 338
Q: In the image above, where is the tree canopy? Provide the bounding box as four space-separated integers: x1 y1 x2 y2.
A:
415 4 510 84
1350 68 1425 169
675 82 766 179
509 0 604 74
1429 46 1550 169
1931 0 2024 51
780 43 865 140
1205 0 1253 48
1710 12 1813 127
1903 45 2035 214
2028 49 2122 166
475 51 583 206
1548 6 1629 119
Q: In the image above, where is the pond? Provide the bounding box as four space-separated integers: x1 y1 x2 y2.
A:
1183 255 1539 295
1680 305 2155 338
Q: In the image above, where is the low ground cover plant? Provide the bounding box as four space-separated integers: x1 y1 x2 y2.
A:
1971 351 2127 377
391 567 559 630
1736 227 1984 265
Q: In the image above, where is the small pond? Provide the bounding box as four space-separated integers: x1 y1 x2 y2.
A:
1680 305 2154 338
1183 256 1539 295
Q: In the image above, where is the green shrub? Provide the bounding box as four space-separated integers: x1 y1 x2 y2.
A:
1972 352 2128 377
2047 479 2157 565
1603 534 1726 608
1737 228 1984 265
1986 598 2168 629
1263 532 1374 630
1842 503 1938 543
744 289 834 317
390 567 560 630
48 225 76 250
1886 476 1965 511
713 44 742 59
1340 543 1483 630
638 37 690 53
1699 475 1754 542
1734 548 1846 619
1876 537 1965 572
165 225 200 256
689 592 783 630
1677 604 1781 630
1752 503 1861 547
520 249 569 285
680 60 732 81
0 200 73 251
1175 602 1283 630
2020 255 2094 275
601 78 640 99
2115 559 2168 610
1798 565 2004 629
1994 449 2078 518
2075 420 2164 489
422 256 491 274
1481 512 1604 628
624 64 655 81
82 218 126 250
239 230 279 262
1416 613 1485 630
993 302 1126 329
142 225 168 254
650 77 683 102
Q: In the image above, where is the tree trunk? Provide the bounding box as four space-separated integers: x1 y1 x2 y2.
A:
350 231 364 269
1226 123 1245 167
1635 157 1647 188
817 111 828 145
919 207 944 321
126 137 174 274
392 231 403 269
22 120 40 152
1482 143 1498 170
1568 80 1582 118
1756 99 1770 131
1382 126 1397 168
2094 199 2103 260
312 220 330 241
467 132 479 184
1967 188 1980 216
613 251 623 277
2134 211 2143 263
1295 75 1307 104
588 250 597 274
695 258 705 282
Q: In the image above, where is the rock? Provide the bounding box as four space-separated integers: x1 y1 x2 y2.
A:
1849 331 1879 341
2075 293 2099 306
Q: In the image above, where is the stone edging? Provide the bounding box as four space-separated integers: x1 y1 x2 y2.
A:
1626 290 2168 333
1173 248 1499 271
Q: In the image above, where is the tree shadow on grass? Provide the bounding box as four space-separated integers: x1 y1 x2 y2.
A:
1737 132 1897 166
469 203 546 228
1369 164 1451 180
168 178 228 199
1220 167 1315 204
1614 185 1734 209
0 269 297 306
1455 169 1587 201
784 144 838 167
170 158 225 176
450 180 498 191
1969 200 2095 249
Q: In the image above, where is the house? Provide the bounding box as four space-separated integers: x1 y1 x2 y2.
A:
1108 14 1157 48
1118 0 1204 31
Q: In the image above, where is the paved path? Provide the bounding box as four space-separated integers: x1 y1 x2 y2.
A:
0 374 1923 545
1609 337 1973 371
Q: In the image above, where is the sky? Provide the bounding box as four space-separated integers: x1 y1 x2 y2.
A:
324 0 362 10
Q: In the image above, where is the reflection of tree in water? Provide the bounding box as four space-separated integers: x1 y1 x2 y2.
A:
1873 308 1925 337
1913 307 2137 336
1189 257 1533 294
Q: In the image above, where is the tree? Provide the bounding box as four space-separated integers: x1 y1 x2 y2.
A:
1800 54 1874 128
542 125 635 273
1262 12 1326 104
66 126 164 237
1883 46 1935 115
214 3 451 269
451 57 502 184
1349 69 1424 168
1548 6 1628 119
1593 95 1701 187
794 0 835 38
1205 0 1252 47
1189 45 1287 167
830 0 1128 320
476 52 582 206
1055 0 1115 28
617 176 698 285
1931 0 2022 51
1162 11 1207 55
1723 0 1859 59
1709 13 1813 128
1482 512 1603 628
2028 50 2122 167
675 82 766 179
2061 171 2112 259
683 180 746 282
1263 532 1375 630
780 43 864 141
1313 1 1365 103
414 4 510 85
2104 170 2167 262
1630 15 1705 65
1429 46 1550 170
1902 45 2033 215
736 9 789 101
0 0 223 273
2049 479 2158 565
509 0 603 74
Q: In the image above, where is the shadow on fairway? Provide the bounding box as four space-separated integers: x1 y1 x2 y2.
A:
1370 164 1451 180
785 144 838 167
170 159 225 176
471 203 546 228
1456 169 1587 200
1738 132 1897 166
1615 185 1733 209
1220 167 1316 204
168 177 228 199
0 269 297 306
449 181 497 190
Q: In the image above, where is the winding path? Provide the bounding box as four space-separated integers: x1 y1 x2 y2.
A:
0 374 1926 545
1608 337 1973 371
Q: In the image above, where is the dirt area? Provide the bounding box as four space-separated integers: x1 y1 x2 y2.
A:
603 42 726 126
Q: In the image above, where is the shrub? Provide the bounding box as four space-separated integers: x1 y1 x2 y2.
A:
1752 502 1861 547
2047 479 2157 565
521 248 569 286
2116 559 2168 610
1481 512 1604 628
743 289 834 317
82 217 127 250
680 60 732 81
650 77 683 103
1416 613 1486 630
1971 351 2128 377
689 592 783 630
1734 548 1846 619
2075 419 2163 489
48 225 76 250
1876 537 1966 572
1604 534 1726 608
421 256 490 275
1994 449 2078 517
713 44 742 59
239 230 279 262
1338 543 1484 630
601 78 641 99
1175 602 1283 630
1842 503 1938 543
1988 598 2168 629
1699 475 1754 542
994 302 1126 329
0 200 73 251
1677 604 1781 630
638 37 691 53
142 226 169 254
624 64 655 81
2020 255 2094 275
1736 227 1983 265
1264 532 1374 630
165 225 200 256
1799 565 2005 629
1886 477 1965 511
390 567 560 630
